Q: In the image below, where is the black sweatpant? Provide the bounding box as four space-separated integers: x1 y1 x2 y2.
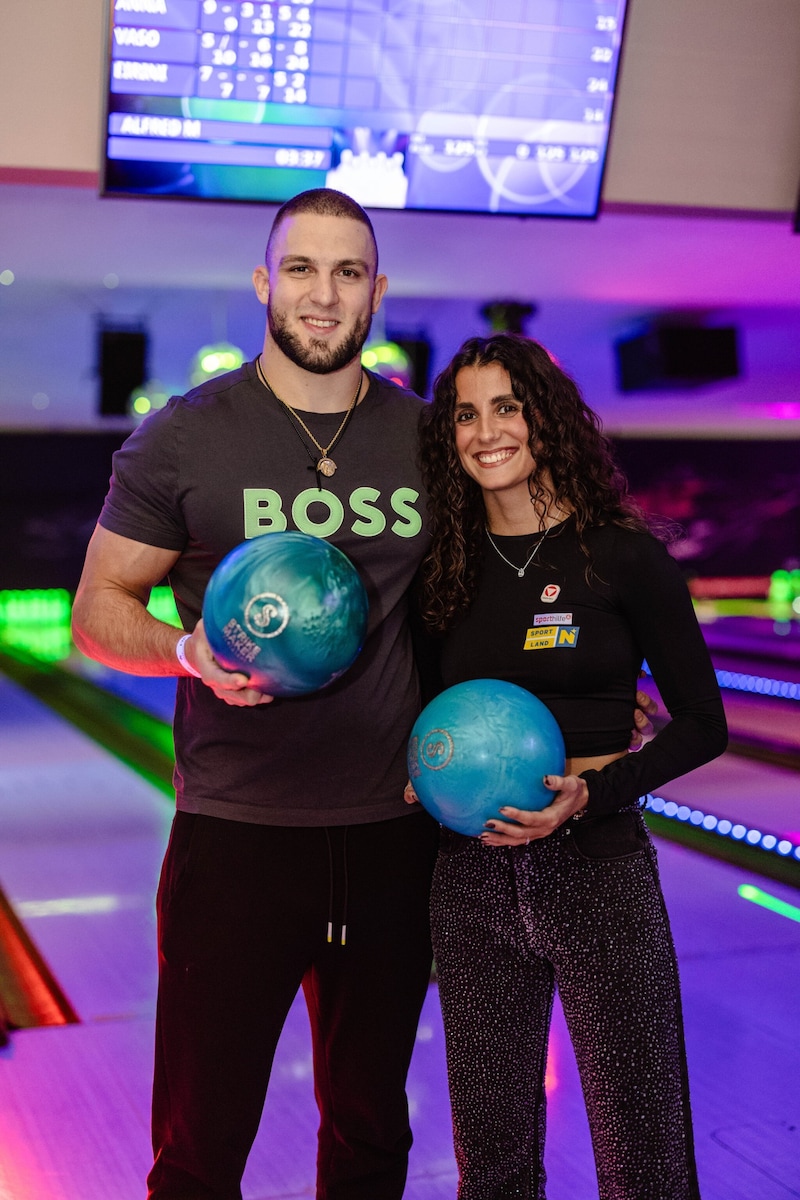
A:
147 808 439 1200
431 810 701 1200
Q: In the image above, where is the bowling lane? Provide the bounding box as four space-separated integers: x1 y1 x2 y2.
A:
1 660 799 1198
699 612 800 674
0 674 170 1023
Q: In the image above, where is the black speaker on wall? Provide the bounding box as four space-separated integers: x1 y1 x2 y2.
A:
614 325 740 393
97 326 148 416
393 337 432 398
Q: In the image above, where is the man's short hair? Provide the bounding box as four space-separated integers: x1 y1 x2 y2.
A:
265 188 379 271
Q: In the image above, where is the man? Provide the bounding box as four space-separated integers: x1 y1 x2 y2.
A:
72 188 440 1200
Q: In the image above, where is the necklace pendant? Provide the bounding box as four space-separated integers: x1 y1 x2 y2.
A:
317 456 337 477
517 568 525 577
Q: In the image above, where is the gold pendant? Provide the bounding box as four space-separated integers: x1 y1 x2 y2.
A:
317 457 337 477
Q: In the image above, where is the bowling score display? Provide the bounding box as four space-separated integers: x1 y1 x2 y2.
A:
407 679 566 837
101 0 629 219
202 531 368 697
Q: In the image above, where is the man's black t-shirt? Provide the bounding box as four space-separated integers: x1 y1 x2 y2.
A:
100 362 430 826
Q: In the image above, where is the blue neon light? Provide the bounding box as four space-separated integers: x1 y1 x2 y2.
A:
642 663 800 702
714 669 800 701
644 794 800 863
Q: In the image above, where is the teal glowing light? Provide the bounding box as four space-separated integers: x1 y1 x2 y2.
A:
738 884 800 923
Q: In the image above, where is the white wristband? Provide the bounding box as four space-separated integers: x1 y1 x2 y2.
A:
176 633 202 678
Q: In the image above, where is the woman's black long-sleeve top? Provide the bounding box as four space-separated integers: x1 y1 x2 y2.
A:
422 518 728 818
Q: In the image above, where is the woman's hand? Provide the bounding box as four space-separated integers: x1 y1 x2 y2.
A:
479 774 588 847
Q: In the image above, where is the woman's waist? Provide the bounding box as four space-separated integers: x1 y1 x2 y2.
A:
566 749 627 776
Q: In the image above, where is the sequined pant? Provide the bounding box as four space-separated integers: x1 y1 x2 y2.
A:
430 810 701 1200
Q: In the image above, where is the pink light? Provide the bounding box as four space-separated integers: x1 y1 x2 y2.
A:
763 402 800 420
0 1123 49 1199
545 1043 558 1093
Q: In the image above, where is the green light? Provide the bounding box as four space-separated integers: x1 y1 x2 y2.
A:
738 884 800 923
361 341 411 385
130 379 169 419
0 587 179 661
147 586 181 627
0 624 72 662
190 342 245 386
0 589 72 624
0 589 73 660
769 570 793 604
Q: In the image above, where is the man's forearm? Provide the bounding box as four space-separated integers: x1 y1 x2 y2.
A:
71 584 185 677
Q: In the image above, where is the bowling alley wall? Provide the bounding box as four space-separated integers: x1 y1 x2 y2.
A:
1 429 798 592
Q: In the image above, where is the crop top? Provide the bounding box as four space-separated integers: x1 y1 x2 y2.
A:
435 518 728 817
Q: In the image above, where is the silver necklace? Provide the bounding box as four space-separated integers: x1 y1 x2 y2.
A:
485 527 550 577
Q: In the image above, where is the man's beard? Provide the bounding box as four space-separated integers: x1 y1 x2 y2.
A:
268 305 372 375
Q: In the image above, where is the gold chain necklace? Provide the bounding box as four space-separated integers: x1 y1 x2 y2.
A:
255 354 361 479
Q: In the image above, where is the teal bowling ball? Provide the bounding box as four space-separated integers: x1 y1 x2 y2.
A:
407 679 565 836
202 532 368 697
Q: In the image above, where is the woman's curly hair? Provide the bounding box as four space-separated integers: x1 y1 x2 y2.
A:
418 333 650 632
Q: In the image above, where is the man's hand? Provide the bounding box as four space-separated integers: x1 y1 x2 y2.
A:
187 620 274 707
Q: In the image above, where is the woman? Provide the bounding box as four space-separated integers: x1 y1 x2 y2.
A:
409 334 727 1200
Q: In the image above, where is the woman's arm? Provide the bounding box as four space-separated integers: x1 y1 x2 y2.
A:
577 533 728 817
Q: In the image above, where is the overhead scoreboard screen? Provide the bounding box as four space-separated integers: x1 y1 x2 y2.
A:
102 0 629 216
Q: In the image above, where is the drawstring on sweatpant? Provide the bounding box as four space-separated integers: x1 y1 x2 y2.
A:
323 826 350 947
325 828 335 944
340 826 349 946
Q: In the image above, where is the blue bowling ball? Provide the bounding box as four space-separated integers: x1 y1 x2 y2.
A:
202 531 368 697
407 679 565 836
